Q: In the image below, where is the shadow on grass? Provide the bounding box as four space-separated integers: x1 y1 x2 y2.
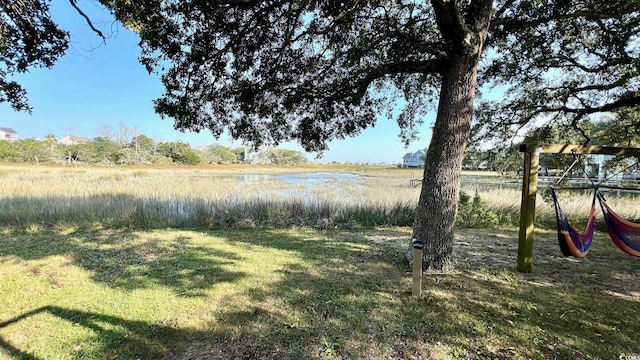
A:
0 306 194 360
0 227 385 359
188 228 640 359
1 231 246 297
1 227 639 359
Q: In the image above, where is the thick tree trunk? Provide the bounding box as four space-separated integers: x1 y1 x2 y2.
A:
412 54 480 271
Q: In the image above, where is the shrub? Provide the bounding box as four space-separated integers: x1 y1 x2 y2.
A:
456 191 502 229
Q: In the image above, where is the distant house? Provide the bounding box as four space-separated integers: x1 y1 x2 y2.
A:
59 135 91 145
402 149 426 168
0 127 18 141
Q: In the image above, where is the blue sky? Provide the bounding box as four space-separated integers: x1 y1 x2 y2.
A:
0 2 434 164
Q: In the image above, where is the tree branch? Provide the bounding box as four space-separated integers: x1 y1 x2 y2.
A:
69 0 106 43
494 0 518 19
538 95 640 116
492 9 629 33
329 59 445 100
431 0 466 51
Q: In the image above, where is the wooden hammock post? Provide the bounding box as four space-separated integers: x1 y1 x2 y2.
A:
517 144 640 273
517 145 539 273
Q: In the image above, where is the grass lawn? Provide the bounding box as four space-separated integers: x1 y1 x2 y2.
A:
1 226 639 359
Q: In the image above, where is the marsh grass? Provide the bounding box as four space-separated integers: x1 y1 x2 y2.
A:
1 227 638 359
0 165 637 232
0 165 422 231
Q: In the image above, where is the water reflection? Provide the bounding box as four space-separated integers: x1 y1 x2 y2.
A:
237 172 358 185
236 172 361 201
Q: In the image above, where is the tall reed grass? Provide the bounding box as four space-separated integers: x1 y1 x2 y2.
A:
0 165 637 232
0 165 419 231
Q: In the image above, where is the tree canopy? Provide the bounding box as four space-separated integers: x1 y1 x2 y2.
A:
3 1 638 147
0 133 309 166
91 0 639 152
591 108 640 147
0 0 68 112
473 1 640 147
100 0 474 151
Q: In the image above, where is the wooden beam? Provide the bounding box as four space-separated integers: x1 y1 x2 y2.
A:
520 144 640 156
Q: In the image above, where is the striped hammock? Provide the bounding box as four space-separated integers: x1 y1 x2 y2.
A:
551 188 597 258
597 192 640 257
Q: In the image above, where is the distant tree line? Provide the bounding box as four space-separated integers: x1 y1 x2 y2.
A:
0 125 308 166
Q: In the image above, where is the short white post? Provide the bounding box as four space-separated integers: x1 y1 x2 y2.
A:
411 238 423 297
